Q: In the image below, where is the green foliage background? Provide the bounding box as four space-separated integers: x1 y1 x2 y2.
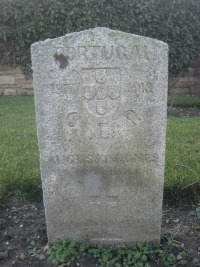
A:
0 0 200 76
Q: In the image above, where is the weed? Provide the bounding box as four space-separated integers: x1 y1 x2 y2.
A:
163 223 184 248
19 252 26 260
13 189 28 201
188 205 200 219
40 239 190 267
193 257 200 266
47 239 88 265
0 218 6 229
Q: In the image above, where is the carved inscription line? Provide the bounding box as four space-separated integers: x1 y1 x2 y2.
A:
78 45 129 60
56 45 149 61
52 45 150 70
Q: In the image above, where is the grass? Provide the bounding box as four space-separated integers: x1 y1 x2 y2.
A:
0 96 40 201
168 95 200 107
165 117 200 202
0 96 200 202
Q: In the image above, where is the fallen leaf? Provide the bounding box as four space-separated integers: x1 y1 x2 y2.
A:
43 245 49 253
177 254 182 260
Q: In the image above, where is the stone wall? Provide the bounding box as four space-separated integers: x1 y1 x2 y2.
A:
0 64 200 96
0 64 33 96
169 68 200 95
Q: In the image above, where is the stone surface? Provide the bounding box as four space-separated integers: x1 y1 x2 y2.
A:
0 75 14 85
0 88 4 95
16 88 34 95
3 88 17 96
31 27 168 244
0 64 33 95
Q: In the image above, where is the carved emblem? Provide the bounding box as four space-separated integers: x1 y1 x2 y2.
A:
82 68 121 117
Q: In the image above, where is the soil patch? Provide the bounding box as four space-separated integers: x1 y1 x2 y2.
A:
0 200 199 267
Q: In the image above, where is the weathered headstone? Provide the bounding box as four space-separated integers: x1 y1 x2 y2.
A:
31 27 168 244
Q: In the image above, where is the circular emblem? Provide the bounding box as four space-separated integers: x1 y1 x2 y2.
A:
83 68 121 117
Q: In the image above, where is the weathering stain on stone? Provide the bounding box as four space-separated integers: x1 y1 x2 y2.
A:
54 53 69 69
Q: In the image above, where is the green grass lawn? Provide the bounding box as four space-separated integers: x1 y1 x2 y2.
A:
0 96 199 202
0 96 40 200
168 95 200 107
165 117 200 201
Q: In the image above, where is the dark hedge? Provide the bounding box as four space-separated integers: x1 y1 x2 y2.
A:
0 0 200 76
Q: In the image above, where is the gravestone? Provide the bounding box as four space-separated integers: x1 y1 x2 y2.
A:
31 27 168 244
